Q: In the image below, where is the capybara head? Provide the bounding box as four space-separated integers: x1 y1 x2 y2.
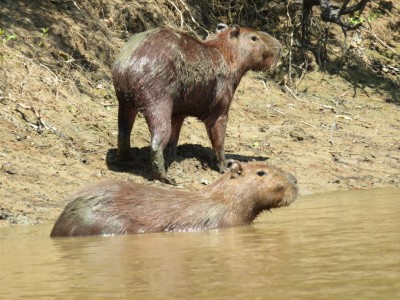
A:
208 160 298 216
209 25 282 73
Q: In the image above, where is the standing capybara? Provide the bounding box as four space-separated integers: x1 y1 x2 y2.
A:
112 25 281 184
50 160 298 237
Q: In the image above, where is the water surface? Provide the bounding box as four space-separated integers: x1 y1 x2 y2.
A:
1 188 399 299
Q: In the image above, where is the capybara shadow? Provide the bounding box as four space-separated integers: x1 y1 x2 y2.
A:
51 160 298 237
106 147 152 180
106 144 268 180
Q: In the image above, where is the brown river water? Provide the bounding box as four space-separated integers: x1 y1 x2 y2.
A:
1 188 399 299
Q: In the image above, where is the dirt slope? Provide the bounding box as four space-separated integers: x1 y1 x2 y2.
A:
0 0 399 225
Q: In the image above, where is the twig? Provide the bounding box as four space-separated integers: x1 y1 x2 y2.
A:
294 66 307 88
299 121 317 129
17 103 45 133
73 1 81 11
178 0 196 25
177 0 210 37
283 84 307 102
16 103 65 137
71 30 88 47
266 104 285 115
273 107 286 115
338 89 351 99
260 80 268 93
167 0 184 28
361 26 398 55
267 105 286 115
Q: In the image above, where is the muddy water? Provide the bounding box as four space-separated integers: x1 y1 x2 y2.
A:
1 188 399 299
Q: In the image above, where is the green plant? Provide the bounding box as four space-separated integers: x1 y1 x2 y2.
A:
367 11 382 22
348 10 382 26
0 28 17 45
67 105 78 115
38 27 49 47
348 12 365 26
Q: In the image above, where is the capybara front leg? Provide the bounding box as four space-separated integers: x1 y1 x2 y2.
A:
117 104 137 161
206 115 227 173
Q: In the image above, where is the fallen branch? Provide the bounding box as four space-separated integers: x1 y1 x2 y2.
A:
16 103 65 137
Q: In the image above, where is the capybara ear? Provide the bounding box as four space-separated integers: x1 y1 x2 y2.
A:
216 23 228 33
226 159 243 178
230 25 240 38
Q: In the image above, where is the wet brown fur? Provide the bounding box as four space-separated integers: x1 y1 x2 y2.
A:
112 26 281 184
50 161 298 237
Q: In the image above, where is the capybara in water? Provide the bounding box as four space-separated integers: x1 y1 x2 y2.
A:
112 25 281 184
50 161 298 237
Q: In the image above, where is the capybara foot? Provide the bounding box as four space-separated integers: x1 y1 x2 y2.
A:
152 172 177 186
216 160 227 174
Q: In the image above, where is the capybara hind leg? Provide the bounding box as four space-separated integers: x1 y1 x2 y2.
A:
145 111 175 185
167 116 184 157
117 105 137 161
206 116 227 172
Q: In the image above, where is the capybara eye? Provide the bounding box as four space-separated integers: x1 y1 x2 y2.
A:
251 36 258 41
257 171 267 177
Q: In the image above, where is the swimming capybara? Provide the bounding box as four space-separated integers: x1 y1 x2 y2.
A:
112 25 281 184
50 160 298 237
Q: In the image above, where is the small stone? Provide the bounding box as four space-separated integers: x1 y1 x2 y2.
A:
201 179 210 185
2 162 17 175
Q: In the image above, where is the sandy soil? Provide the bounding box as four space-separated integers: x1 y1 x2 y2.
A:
0 0 399 225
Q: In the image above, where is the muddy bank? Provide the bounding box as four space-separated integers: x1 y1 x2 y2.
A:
0 0 399 225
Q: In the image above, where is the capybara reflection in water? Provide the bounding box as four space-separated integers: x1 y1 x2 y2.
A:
112 25 281 184
50 161 298 237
